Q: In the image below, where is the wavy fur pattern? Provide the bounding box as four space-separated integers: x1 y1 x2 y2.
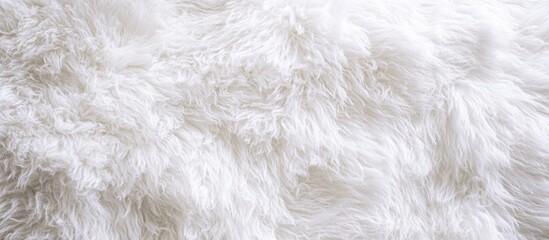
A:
1 0 548 239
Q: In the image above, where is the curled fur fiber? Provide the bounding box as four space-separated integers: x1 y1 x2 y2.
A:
1 0 548 239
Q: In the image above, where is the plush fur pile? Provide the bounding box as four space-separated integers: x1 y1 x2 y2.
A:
1 0 548 239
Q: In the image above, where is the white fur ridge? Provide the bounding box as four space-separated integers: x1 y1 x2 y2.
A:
1 0 548 239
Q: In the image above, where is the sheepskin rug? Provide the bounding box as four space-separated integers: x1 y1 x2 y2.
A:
1 0 548 239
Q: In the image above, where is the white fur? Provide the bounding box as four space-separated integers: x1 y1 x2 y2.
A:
1 0 548 239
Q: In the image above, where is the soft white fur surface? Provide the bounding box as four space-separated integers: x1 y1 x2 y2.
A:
1 0 548 239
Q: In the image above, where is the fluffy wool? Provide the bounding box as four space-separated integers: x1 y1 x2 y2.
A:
1 0 548 239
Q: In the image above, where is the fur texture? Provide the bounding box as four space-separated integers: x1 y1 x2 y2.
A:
1 0 548 239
